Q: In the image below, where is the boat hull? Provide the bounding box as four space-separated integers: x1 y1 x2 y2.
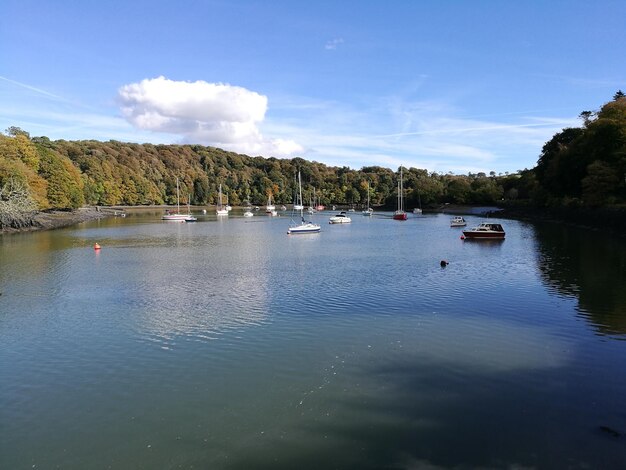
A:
288 223 321 234
462 231 505 239
393 212 407 220
329 212 351 224
162 214 192 221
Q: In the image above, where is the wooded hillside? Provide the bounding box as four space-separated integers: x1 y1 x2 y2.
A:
1 92 624 229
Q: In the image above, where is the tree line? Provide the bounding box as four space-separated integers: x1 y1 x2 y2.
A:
1 92 624 229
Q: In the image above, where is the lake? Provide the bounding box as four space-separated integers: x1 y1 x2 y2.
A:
1 210 625 469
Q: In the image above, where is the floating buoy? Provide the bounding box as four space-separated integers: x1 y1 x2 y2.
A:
94 243 101 250
460 235 465 240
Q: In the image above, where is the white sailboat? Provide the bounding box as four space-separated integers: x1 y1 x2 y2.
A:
162 178 195 221
288 171 321 234
216 184 228 216
393 166 407 220
266 192 276 214
243 190 254 217
362 181 373 216
413 188 422 215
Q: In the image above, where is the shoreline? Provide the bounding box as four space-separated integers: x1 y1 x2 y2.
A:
1 207 113 235
4 203 625 237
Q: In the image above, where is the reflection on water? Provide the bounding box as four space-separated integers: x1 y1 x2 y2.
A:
534 222 626 337
1 212 626 469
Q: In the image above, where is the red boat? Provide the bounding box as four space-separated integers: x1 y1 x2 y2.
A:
462 222 505 239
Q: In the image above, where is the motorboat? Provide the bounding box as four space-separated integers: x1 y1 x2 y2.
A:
462 222 505 239
329 211 352 224
243 207 254 217
450 216 467 227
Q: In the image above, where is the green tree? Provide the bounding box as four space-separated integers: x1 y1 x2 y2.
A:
582 160 620 206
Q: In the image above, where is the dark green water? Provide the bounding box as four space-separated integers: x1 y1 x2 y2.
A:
1 211 625 469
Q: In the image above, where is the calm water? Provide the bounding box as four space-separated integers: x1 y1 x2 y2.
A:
1 210 625 469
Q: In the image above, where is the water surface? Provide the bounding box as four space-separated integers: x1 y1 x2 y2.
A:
1 211 625 469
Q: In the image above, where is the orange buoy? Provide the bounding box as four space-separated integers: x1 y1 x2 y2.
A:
94 243 101 250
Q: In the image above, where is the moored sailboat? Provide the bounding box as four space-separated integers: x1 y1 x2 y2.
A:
266 192 276 214
362 181 373 216
162 178 195 221
393 166 407 220
216 184 228 216
288 171 321 234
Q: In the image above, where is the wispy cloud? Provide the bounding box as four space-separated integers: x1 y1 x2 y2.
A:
0 75 65 100
531 73 624 90
263 91 578 173
377 120 573 138
325 38 344 50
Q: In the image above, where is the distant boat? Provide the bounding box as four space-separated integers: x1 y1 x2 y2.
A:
329 211 352 224
266 193 276 213
450 216 467 227
362 181 373 216
393 166 407 220
162 178 195 221
413 188 423 215
462 222 505 239
216 184 228 216
288 171 321 234
184 198 197 222
243 191 253 217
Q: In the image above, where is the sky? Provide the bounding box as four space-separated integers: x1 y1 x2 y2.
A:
1 0 624 174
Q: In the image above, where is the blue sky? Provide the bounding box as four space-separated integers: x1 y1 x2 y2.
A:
1 0 624 174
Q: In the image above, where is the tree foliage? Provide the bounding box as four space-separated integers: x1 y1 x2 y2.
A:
534 92 626 206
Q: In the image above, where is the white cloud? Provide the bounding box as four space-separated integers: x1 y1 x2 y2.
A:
118 76 303 156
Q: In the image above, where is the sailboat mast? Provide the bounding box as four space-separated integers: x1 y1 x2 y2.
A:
400 166 403 211
298 171 303 217
176 178 181 214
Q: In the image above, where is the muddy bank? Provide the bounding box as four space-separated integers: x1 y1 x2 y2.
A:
1 207 114 234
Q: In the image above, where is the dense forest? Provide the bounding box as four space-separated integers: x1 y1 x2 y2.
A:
1 92 624 229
